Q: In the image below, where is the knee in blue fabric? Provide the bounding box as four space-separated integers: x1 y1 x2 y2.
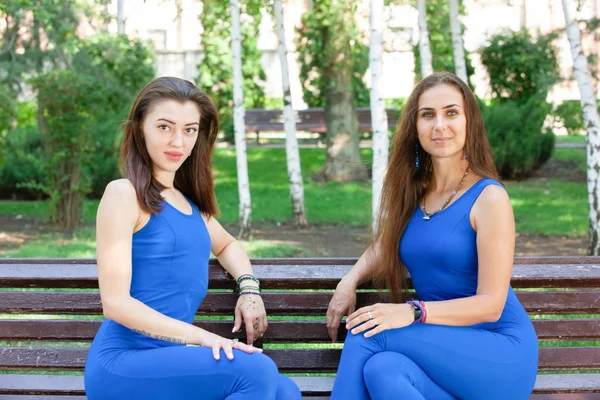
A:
235 353 279 395
275 375 302 400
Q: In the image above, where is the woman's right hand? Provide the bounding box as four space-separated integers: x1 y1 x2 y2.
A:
197 331 263 360
326 278 358 342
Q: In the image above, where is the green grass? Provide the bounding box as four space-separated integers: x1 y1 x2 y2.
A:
555 134 586 143
213 148 373 227
2 226 310 258
506 179 588 236
552 147 587 175
0 147 590 249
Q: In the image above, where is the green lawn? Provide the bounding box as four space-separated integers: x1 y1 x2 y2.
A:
0 145 590 259
554 134 586 143
2 225 310 258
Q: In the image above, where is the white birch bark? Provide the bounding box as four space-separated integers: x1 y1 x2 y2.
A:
117 0 125 35
274 0 308 227
417 0 433 78
449 0 468 82
230 0 252 237
562 0 600 254
369 0 389 232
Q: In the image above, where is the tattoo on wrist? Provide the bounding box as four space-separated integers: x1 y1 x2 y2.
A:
133 328 186 344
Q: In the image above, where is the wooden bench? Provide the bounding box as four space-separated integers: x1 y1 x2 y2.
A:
1 257 599 399
244 107 399 143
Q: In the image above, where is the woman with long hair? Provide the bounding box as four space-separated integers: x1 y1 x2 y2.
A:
326 72 538 399
84 77 301 400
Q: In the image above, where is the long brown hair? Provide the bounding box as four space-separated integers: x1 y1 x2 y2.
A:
372 72 499 302
119 76 219 216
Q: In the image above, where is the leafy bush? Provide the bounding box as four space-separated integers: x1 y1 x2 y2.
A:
480 29 560 102
482 97 554 179
551 99 600 136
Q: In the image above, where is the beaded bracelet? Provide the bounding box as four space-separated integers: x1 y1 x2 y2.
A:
236 275 260 290
239 291 262 296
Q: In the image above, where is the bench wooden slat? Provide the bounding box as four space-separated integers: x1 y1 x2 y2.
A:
2 319 599 342
1 347 598 371
2 258 600 289
2 374 600 397
3 291 600 315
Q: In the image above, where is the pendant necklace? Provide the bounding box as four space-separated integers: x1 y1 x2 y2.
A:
421 167 470 221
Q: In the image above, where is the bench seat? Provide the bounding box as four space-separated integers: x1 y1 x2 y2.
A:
1 257 599 398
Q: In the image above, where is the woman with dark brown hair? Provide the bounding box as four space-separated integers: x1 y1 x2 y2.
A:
326 72 538 399
84 77 300 400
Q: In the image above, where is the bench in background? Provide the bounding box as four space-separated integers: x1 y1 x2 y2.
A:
0 257 599 399
244 107 399 144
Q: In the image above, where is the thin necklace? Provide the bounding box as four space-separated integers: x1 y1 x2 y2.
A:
421 167 470 221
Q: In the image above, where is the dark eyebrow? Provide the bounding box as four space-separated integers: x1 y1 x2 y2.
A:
418 104 462 112
157 118 199 127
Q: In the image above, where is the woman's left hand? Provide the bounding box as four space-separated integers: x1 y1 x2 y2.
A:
233 294 268 345
346 303 414 338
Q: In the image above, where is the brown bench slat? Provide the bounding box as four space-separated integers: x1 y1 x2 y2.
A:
2 258 600 289
3 291 600 315
2 374 600 397
1 347 599 371
3 319 600 342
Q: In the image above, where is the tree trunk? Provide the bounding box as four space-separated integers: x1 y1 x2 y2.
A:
449 0 467 83
322 3 368 182
417 0 433 78
274 0 308 227
117 0 125 35
230 0 252 237
562 0 600 255
369 0 389 232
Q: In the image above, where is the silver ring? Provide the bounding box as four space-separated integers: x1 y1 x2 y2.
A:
367 311 373 320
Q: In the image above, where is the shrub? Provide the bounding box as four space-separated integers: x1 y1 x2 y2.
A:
480 29 560 102
482 97 554 179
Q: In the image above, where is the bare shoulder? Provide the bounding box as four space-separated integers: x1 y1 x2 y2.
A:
471 183 513 230
98 179 139 224
476 183 510 207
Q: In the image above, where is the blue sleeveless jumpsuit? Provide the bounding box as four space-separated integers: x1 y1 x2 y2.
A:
84 199 301 399
331 179 538 400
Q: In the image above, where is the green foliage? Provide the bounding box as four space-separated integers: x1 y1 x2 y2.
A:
197 0 265 142
552 99 600 136
480 29 560 102
482 96 554 179
73 34 155 197
295 0 370 108
412 0 475 83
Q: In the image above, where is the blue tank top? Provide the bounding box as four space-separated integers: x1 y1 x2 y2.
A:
400 178 535 338
92 198 211 352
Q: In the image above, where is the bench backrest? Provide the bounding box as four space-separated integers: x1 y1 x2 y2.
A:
245 108 399 133
1 257 599 376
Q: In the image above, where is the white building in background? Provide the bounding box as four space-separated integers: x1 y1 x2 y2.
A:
104 0 599 106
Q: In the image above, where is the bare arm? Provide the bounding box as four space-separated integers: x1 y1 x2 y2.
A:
421 184 514 326
204 217 267 344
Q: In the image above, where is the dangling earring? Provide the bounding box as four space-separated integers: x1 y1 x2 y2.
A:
415 144 420 169
464 149 469 160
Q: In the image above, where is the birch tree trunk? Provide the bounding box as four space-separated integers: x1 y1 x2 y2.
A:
117 0 125 35
230 0 252 237
274 0 308 227
449 0 468 82
562 0 600 254
417 0 433 78
369 0 389 231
